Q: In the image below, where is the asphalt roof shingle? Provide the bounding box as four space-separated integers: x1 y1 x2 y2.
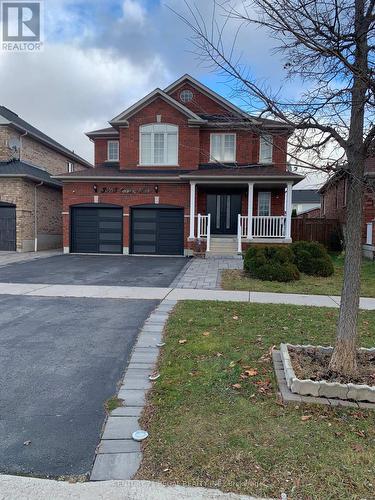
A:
0 106 92 168
0 160 62 188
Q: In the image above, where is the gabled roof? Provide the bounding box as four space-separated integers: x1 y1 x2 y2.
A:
0 160 62 188
164 74 292 129
86 126 119 138
164 74 250 119
0 106 92 168
110 88 207 126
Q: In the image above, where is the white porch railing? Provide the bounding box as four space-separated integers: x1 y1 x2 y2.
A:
253 216 286 238
366 222 373 245
238 215 248 253
197 213 211 252
237 215 287 253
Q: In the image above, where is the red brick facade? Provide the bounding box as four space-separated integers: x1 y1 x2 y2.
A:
61 75 299 254
321 160 375 244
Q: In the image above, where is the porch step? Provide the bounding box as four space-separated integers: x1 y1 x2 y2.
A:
209 236 238 256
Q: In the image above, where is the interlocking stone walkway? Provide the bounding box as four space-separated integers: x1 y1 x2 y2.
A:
172 256 243 289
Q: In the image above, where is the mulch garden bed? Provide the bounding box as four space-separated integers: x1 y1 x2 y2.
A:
289 346 375 385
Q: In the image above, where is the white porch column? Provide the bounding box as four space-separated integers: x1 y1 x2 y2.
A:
189 181 196 239
285 182 293 239
247 182 254 239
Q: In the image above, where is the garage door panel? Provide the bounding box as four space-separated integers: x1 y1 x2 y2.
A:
0 206 16 251
71 207 123 254
131 208 183 256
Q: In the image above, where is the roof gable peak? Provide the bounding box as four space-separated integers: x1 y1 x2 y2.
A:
110 88 206 125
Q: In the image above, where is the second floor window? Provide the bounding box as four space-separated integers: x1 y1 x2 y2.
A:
210 133 236 162
67 161 74 173
107 140 119 161
259 135 273 163
140 124 178 165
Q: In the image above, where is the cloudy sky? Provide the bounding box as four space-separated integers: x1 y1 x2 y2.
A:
0 0 324 187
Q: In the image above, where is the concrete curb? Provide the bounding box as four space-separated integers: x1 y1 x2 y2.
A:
90 299 177 481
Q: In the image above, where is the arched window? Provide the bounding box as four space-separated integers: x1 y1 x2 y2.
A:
140 124 178 166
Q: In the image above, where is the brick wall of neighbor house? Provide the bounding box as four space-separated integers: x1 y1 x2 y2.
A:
62 181 191 250
0 126 22 161
0 178 62 251
322 175 375 243
20 135 87 175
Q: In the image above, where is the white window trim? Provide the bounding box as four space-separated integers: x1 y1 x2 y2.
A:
107 140 119 161
209 133 236 163
67 161 74 173
257 191 271 216
139 123 179 166
259 135 273 164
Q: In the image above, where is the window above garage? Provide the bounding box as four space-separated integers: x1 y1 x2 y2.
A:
107 140 119 161
139 124 178 166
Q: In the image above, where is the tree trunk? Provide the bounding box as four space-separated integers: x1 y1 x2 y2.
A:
328 173 364 376
328 0 368 377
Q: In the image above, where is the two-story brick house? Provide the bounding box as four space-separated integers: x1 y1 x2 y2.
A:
0 106 92 252
57 75 303 256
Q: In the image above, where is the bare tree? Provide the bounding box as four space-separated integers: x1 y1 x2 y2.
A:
174 0 375 376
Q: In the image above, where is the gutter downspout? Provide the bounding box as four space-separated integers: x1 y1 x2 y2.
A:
34 181 43 252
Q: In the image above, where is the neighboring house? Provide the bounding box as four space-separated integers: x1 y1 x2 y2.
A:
319 157 375 258
292 189 321 215
0 106 92 252
56 74 303 257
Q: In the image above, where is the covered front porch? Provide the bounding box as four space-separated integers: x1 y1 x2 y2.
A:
188 180 294 254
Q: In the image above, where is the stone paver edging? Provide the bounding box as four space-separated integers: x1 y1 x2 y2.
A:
280 343 375 403
90 299 177 481
272 350 375 410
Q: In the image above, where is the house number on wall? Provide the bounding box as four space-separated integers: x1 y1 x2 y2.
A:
99 186 152 194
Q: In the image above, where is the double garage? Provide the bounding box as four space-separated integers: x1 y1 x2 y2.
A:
70 204 185 256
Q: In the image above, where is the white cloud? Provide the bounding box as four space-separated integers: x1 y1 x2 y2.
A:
0 43 169 163
122 0 146 26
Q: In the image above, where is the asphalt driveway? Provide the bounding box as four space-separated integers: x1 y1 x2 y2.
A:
0 294 158 477
0 255 188 287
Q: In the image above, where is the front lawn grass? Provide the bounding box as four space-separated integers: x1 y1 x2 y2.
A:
222 253 375 297
136 301 375 499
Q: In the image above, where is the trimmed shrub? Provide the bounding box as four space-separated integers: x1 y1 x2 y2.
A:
243 245 300 282
292 241 334 277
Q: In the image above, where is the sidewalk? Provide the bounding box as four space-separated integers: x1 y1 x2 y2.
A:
0 250 61 267
0 281 374 309
0 475 261 500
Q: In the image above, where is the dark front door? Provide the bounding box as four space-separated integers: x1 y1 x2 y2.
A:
207 193 241 234
71 206 123 254
131 207 184 255
0 204 16 251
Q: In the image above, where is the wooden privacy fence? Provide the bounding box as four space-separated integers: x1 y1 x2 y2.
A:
291 218 341 248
